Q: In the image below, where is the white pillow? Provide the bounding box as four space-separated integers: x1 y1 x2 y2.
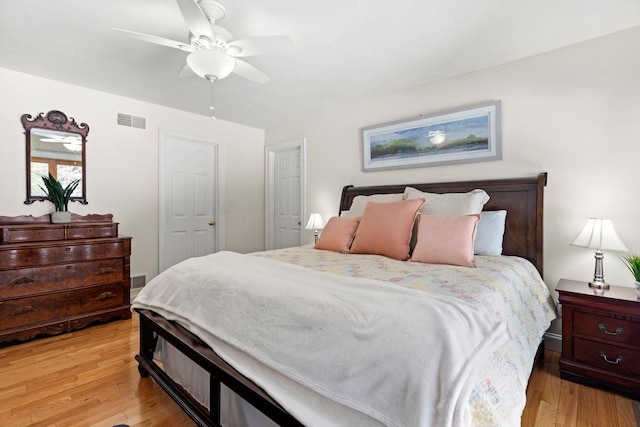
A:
343 193 404 217
403 187 489 215
474 210 507 256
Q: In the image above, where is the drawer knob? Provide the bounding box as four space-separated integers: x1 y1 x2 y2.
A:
599 351 623 365
598 323 623 336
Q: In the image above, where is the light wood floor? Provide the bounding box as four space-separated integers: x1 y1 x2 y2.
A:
1 316 637 427
523 348 637 427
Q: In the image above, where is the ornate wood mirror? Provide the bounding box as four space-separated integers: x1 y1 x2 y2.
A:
22 110 89 205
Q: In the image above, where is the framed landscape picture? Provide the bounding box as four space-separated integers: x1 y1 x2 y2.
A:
361 101 501 171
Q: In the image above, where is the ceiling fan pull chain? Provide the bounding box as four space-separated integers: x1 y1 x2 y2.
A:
209 76 217 120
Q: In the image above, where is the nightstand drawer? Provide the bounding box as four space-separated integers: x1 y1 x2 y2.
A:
574 337 640 376
574 311 640 346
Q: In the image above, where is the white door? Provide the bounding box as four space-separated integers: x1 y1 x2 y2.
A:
159 130 224 272
266 139 305 250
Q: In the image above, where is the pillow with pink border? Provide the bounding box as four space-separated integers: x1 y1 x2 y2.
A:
314 216 361 253
350 198 424 260
410 214 480 267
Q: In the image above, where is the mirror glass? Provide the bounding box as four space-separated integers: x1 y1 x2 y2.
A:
30 128 83 198
22 110 88 205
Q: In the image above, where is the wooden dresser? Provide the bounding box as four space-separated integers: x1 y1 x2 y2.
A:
556 278 640 399
0 214 131 344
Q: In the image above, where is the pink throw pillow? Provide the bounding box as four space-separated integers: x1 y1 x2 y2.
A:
410 214 480 267
315 216 361 253
350 198 425 260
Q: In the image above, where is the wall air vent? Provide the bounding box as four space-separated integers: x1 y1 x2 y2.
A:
131 274 147 289
117 113 146 129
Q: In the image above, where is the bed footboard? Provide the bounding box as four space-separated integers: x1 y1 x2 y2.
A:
135 308 303 427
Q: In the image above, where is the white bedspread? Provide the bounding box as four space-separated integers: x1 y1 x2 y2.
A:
133 251 508 427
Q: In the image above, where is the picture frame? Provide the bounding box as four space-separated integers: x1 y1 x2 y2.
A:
361 101 501 171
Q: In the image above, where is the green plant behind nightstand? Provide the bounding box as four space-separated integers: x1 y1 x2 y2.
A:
621 253 640 282
40 173 79 212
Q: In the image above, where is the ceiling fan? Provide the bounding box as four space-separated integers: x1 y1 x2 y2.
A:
112 0 293 85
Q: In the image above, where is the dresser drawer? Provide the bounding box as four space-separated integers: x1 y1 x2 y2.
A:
67 223 118 239
0 222 118 243
0 283 127 330
574 337 640 377
574 311 640 346
0 258 124 299
0 241 126 269
1 226 65 244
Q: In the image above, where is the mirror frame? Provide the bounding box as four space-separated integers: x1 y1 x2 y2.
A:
22 110 89 205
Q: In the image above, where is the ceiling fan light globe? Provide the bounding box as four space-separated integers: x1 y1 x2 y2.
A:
187 49 236 80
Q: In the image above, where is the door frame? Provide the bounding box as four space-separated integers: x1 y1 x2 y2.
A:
265 138 306 250
158 129 225 272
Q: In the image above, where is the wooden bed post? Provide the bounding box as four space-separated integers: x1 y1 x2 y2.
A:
137 311 155 378
210 378 221 426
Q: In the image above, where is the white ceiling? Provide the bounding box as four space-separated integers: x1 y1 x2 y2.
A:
2 1 640 129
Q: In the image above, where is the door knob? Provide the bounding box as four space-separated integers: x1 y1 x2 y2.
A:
209 220 216 226
297 219 301 225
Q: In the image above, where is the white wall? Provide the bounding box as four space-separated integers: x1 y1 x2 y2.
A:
266 26 640 297
0 68 265 281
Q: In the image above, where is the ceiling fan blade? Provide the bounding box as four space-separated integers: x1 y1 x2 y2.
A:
227 35 294 57
178 63 195 77
232 59 270 84
176 0 215 41
111 28 194 52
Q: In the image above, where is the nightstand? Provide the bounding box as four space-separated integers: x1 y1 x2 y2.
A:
556 279 640 399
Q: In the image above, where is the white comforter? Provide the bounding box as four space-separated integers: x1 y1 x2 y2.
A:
133 251 509 427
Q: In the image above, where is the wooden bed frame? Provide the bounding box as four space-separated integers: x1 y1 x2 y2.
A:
135 172 548 427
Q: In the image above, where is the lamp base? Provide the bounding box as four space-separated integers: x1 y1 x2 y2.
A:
588 280 610 290
588 250 609 289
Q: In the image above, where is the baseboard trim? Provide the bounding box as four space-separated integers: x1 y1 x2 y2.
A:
544 332 562 353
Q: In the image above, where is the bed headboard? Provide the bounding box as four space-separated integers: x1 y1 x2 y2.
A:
339 173 548 276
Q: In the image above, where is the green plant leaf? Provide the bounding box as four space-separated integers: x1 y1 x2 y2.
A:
621 253 640 282
40 173 79 212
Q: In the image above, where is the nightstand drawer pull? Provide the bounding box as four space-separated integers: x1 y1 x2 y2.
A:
598 323 623 336
599 351 623 364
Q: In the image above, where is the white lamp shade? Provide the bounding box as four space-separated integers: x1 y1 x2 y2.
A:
571 218 628 251
305 213 325 230
186 50 236 80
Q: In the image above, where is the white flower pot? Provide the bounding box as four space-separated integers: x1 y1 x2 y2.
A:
635 281 640 299
51 211 71 224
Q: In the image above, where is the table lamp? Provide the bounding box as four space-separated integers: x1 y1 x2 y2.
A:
305 213 325 243
571 218 628 289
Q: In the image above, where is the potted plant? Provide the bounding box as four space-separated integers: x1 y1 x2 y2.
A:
621 253 640 298
40 173 80 223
